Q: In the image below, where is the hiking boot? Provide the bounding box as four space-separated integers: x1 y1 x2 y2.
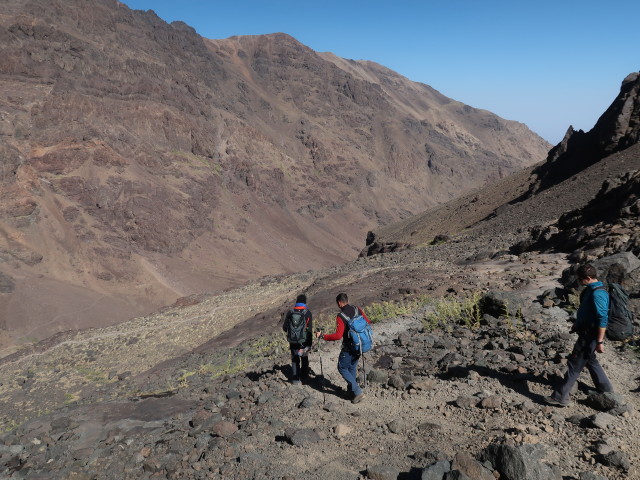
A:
292 379 302 386
351 393 365 404
545 395 569 407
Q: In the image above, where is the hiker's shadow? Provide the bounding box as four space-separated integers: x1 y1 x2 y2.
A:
245 366 281 382
249 365 350 400
437 365 556 406
303 373 352 400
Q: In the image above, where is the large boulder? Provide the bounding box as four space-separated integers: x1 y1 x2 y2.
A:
593 252 640 281
480 443 561 480
479 291 535 318
561 251 640 290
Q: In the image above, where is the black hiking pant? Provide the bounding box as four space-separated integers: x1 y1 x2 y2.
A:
289 343 311 380
551 334 613 404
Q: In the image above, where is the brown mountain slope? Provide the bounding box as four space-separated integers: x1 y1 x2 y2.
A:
0 0 549 352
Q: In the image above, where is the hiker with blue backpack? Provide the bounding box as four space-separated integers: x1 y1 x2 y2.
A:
282 294 314 385
316 293 373 404
546 264 615 407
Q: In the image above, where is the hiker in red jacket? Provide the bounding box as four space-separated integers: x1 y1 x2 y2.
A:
316 292 371 404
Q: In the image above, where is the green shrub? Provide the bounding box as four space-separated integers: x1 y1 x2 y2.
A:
365 295 433 324
422 292 482 330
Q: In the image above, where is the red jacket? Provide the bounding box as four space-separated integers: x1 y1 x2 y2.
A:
323 304 371 342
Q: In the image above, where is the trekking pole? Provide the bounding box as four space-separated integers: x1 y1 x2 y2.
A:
315 328 326 405
362 352 367 389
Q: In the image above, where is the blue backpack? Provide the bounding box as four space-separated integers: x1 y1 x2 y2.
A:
340 307 373 354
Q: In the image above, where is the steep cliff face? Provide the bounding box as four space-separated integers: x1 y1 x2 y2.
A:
527 72 640 195
0 0 549 349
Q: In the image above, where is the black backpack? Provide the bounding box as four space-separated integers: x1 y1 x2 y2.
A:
593 284 634 341
286 309 309 344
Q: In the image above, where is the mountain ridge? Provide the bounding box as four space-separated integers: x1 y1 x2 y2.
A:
0 0 549 351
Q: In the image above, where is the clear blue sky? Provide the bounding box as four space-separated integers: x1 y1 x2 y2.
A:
122 0 638 144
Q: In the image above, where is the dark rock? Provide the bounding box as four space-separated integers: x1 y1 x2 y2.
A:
418 422 442 434
388 374 406 390
579 472 608 480
479 291 528 318
360 239 413 257
455 395 479 409
479 395 502 410
451 452 494 480
298 396 316 409
418 450 451 464
257 392 275 404
226 390 242 400
566 414 588 426
588 412 615 430
608 403 634 416
480 443 561 480
190 408 213 429
386 419 405 434
285 428 321 446
480 315 500 327
438 352 465 370
211 420 238 438
421 460 451 480
593 252 640 278
599 450 631 471
444 471 473 480
585 391 627 411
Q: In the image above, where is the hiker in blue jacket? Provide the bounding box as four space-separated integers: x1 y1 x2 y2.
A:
547 263 614 407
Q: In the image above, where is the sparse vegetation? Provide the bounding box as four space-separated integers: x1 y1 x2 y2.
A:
422 292 482 331
196 333 288 381
63 392 78 404
499 299 528 335
567 289 582 313
365 295 433 323
77 366 109 384
197 352 249 379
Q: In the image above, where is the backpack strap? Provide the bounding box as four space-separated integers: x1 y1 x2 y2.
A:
339 305 359 325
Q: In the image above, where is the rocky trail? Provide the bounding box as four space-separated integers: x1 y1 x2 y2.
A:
1 251 638 480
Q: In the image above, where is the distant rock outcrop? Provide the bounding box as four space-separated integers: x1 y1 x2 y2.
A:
526 72 640 196
359 231 412 257
512 170 640 258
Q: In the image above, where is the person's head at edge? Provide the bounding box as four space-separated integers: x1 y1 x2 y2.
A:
576 264 598 285
336 292 348 308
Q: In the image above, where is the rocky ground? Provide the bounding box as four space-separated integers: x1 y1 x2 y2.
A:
0 247 638 480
